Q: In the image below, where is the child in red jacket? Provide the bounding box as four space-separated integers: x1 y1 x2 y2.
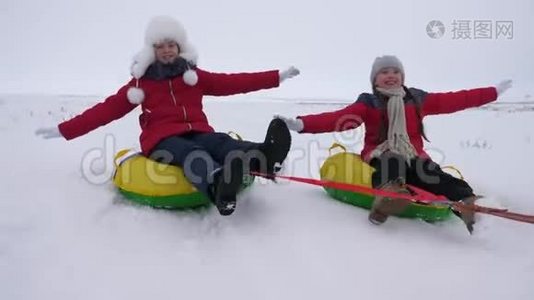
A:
277 55 512 232
35 15 300 216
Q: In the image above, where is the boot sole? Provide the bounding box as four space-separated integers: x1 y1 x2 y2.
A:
261 118 292 174
215 157 244 216
369 197 412 225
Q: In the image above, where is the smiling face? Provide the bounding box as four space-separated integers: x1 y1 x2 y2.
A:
154 40 180 64
374 67 403 89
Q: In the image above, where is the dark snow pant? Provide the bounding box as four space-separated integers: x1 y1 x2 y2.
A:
369 152 474 201
149 132 261 197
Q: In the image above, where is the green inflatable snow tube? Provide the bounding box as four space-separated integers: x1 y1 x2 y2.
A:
324 187 452 221
320 144 453 222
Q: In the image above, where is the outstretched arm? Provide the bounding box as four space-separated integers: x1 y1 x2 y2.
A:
293 102 368 134
197 67 299 96
422 87 498 115
55 81 138 140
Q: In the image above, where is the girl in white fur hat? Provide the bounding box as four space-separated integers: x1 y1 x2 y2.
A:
36 15 300 216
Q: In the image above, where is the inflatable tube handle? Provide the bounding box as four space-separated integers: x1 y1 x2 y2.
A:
328 143 347 155
227 131 243 141
114 149 139 168
114 149 131 168
442 165 464 180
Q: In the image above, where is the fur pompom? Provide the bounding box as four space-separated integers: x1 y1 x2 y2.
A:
127 87 145 104
131 46 156 79
183 69 198 86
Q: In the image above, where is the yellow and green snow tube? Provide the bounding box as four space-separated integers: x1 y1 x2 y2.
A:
320 143 452 222
113 143 254 209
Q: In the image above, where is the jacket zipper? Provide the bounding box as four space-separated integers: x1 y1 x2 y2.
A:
168 80 178 106
168 80 192 130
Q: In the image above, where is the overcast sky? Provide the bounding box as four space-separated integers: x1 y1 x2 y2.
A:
1 0 532 100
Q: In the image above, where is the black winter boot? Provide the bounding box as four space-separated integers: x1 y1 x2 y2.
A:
452 195 482 234
209 157 244 216
255 118 291 179
368 178 413 225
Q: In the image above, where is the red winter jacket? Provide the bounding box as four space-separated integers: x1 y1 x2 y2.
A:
59 69 280 155
298 87 498 162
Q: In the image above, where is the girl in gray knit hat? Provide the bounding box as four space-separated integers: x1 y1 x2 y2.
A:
277 55 512 233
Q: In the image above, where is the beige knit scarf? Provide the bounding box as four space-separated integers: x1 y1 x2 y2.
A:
369 87 417 163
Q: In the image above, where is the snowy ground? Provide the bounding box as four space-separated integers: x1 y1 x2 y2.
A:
1 94 534 300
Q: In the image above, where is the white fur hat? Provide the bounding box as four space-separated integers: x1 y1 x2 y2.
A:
128 15 199 104
370 55 405 86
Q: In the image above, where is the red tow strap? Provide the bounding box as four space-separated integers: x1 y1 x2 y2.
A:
251 172 534 225
251 172 447 203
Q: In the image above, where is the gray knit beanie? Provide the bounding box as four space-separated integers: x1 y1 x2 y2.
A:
370 55 405 86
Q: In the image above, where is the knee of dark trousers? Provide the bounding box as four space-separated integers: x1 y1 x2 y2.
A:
181 148 220 184
150 140 219 180
411 158 442 185
149 148 179 165
190 132 260 164
192 132 230 147
149 136 200 166
212 132 235 142
442 174 475 201
370 153 409 187
452 187 475 201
